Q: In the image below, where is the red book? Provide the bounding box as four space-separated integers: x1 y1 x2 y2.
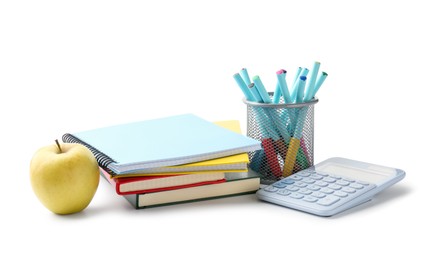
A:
100 167 226 195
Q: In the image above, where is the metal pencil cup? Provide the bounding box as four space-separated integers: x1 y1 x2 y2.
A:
244 95 318 184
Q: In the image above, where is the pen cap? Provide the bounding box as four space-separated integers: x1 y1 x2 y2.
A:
243 93 318 184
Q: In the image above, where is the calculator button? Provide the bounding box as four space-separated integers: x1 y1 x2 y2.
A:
307 184 321 191
264 186 279 192
316 181 328 187
297 171 311 177
317 195 340 206
336 180 350 186
298 188 312 195
316 172 328 177
281 179 295 184
286 185 299 192
334 191 348 197
356 180 370 186
310 174 323 180
349 183 364 189
327 174 341 180
322 177 336 183
311 192 326 198
272 182 288 188
289 193 304 199
342 178 355 183
328 184 341 190
301 178 315 184
290 175 303 181
341 187 356 193
294 182 308 188
277 190 291 196
303 196 318 203
320 187 334 194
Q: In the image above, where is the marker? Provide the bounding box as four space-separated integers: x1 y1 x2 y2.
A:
240 68 251 86
311 71 328 98
303 61 321 102
296 76 307 103
233 73 255 101
252 75 272 103
248 83 263 102
291 68 309 102
276 69 292 104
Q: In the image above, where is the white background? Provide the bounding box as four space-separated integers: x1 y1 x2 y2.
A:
1 1 424 259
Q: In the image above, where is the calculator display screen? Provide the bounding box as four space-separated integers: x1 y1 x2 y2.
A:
316 163 394 184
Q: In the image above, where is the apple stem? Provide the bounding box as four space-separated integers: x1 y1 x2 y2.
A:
55 139 63 153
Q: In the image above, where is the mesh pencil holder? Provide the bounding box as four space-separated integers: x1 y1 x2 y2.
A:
243 94 318 184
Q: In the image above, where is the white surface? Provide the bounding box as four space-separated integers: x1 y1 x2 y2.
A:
1 1 423 259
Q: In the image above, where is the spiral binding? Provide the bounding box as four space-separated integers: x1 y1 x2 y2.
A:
62 133 116 170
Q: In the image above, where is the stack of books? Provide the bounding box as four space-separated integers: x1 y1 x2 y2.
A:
62 114 262 209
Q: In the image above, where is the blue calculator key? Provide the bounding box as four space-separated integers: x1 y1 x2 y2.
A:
356 180 370 186
281 179 295 184
264 186 279 192
328 174 341 180
317 195 340 206
273 181 288 188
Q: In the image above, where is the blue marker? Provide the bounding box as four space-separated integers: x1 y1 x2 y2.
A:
252 75 272 103
296 76 307 103
233 73 255 101
291 68 309 102
304 61 321 102
240 68 251 86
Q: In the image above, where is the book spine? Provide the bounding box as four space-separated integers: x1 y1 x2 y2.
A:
62 133 116 170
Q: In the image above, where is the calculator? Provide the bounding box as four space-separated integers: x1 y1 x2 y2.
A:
256 157 405 216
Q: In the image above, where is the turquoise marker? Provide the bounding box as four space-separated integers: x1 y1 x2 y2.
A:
252 75 272 103
311 71 328 98
272 83 282 104
240 68 251 86
291 68 309 102
276 69 292 104
248 82 263 102
296 76 307 103
233 73 255 101
303 61 321 102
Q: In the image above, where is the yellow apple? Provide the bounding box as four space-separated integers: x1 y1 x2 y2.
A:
30 140 100 215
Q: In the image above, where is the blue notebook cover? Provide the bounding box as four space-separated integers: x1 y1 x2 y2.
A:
62 114 261 174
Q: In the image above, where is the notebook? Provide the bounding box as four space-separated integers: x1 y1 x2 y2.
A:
62 114 261 174
123 170 261 209
108 120 250 177
100 167 226 195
